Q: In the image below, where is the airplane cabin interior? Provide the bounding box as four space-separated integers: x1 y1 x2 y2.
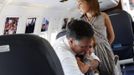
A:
0 0 134 75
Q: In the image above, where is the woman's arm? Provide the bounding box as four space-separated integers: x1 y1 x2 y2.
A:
102 12 115 45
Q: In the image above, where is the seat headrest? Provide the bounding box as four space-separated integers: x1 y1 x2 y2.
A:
0 34 64 75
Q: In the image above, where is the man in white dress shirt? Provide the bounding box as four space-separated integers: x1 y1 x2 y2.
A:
53 19 100 75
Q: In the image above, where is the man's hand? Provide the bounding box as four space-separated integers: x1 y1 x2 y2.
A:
90 59 99 70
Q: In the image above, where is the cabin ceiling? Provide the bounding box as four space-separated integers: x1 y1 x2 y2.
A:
0 0 76 8
0 0 120 11
0 0 4 4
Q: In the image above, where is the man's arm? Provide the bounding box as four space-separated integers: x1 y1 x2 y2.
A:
62 56 84 75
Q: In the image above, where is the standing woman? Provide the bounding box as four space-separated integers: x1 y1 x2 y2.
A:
76 0 116 75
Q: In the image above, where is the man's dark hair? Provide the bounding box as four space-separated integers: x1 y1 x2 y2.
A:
66 19 94 40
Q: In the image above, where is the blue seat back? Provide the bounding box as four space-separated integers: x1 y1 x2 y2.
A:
108 9 134 60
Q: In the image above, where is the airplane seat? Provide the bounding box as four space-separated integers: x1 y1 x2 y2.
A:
108 9 134 62
56 30 66 39
122 63 134 75
0 34 64 75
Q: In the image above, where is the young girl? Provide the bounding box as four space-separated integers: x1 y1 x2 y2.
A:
76 38 100 75
76 0 118 75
